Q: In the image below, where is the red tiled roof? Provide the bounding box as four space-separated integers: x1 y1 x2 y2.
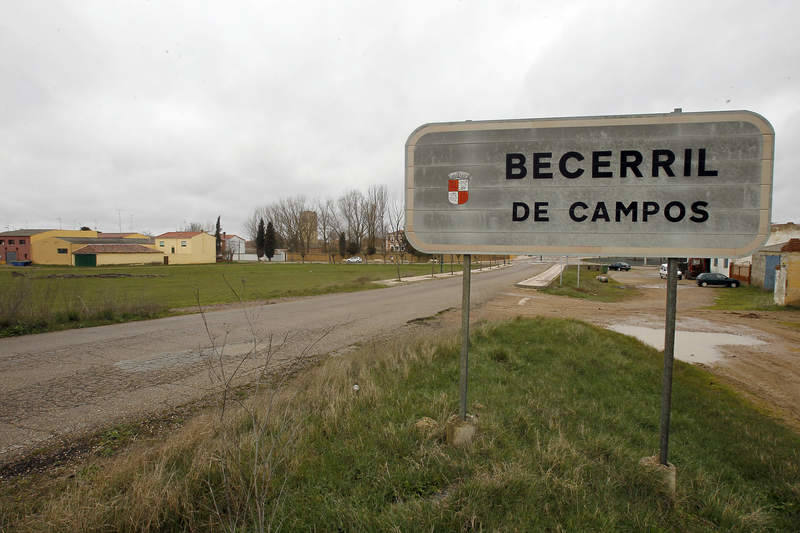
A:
156 232 205 239
223 234 243 240
781 239 800 252
74 244 162 254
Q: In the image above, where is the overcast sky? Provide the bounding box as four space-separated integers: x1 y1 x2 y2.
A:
2 0 798 238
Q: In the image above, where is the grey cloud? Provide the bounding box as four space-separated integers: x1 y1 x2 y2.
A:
1 0 798 238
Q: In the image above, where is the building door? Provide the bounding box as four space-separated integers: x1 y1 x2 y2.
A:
6 251 16 262
764 255 780 290
75 254 97 267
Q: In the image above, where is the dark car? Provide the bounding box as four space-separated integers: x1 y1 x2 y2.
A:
608 262 631 271
696 272 740 288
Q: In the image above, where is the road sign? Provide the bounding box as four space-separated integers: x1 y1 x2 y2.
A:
405 111 774 257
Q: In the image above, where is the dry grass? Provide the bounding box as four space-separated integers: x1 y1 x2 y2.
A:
0 277 164 336
3 318 799 531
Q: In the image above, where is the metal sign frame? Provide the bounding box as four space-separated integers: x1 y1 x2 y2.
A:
413 110 775 472
406 110 774 258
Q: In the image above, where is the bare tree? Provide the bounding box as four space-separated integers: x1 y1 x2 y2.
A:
364 185 388 264
316 198 340 263
184 221 212 233
263 196 316 262
387 197 406 281
297 208 317 263
244 210 265 242
337 189 367 258
271 198 302 254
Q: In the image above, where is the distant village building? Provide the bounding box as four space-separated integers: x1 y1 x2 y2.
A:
300 211 318 248
385 230 405 252
222 233 246 260
728 223 800 298
773 239 800 306
155 232 216 264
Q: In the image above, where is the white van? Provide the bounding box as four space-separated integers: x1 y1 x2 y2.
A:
659 264 683 280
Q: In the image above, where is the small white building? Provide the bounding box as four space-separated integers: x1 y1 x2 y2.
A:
222 234 246 260
710 257 732 275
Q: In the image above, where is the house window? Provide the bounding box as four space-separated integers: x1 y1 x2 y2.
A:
19 239 25 245
8 239 14 245
0 240 4 245
180 240 187 247
713 258 718 267
724 258 729 268
57 248 68 254
159 241 165 247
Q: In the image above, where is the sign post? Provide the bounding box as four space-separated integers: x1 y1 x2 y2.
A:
459 254 471 420
659 258 679 465
405 110 774 456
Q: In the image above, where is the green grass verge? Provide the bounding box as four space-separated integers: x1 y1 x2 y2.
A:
541 265 636 302
0 263 445 336
706 284 799 311
4 318 798 531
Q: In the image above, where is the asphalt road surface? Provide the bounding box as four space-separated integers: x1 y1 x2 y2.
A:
0 260 549 465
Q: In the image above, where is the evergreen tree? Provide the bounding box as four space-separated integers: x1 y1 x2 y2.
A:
214 216 222 258
256 218 265 260
265 221 276 262
338 232 347 259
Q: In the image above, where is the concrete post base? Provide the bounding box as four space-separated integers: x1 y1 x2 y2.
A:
446 414 477 446
639 455 676 495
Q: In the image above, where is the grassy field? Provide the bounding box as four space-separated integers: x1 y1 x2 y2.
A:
0 262 451 336
3 317 797 531
707 283 798 311
541 265 636 302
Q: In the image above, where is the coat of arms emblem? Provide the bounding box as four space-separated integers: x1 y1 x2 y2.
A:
448 171 470 205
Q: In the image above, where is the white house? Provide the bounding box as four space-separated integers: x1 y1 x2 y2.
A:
222 233 246 260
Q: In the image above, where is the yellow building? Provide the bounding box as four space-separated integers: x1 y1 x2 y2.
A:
32 231 162 266
154 232 216 265
28 229 98 265
773 239 800 306
4 229 215 266
73 243 164 267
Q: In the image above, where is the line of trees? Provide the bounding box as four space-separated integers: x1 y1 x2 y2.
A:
255 219 276 261
245 186 399 263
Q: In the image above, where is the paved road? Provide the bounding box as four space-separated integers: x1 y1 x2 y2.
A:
0 260 549 464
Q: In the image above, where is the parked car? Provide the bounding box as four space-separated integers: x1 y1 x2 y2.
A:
345 256 362 264
696 272 740 288
608 262 631 271
659 264 683 280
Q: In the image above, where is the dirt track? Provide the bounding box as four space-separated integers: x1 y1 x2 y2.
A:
460 266 800 431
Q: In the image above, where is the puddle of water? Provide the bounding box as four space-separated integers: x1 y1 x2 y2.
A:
607 325 765 365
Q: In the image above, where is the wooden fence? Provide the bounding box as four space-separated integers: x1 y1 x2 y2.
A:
730 263 751 285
